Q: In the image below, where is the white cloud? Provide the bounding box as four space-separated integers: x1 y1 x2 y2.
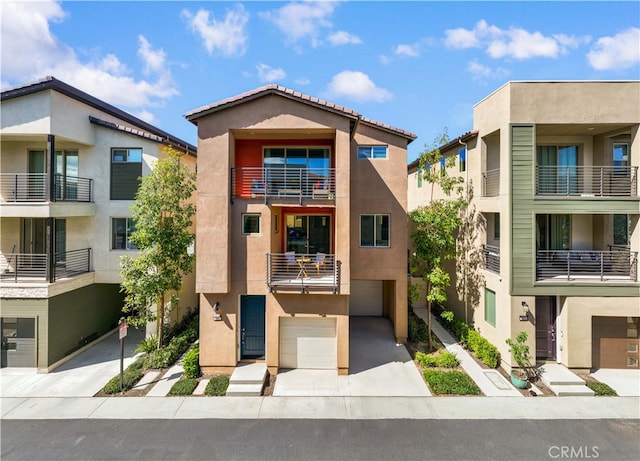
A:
394 44 420 57
466 60 510 81
295 77 311 85
256 63 286 82
182 5 249 56
587 28 640 70
378 55 392 65
327 30 362 46
324 70 392 103
0 1 178 114
445 20 590 60
261 1 336 47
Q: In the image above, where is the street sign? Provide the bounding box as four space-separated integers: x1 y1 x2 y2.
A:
119 322 128 340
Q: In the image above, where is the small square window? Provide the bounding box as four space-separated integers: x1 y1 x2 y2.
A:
627 357 638 368
243 214 261 235
111 218 137 250
360 214 390 247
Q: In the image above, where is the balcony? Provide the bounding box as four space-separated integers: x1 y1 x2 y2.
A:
0 248 92 283
0 173 93 203
266 253 340 294
231 167 335 203
482 245 500 274
481 169 500 197
536 166 638 197
536 249 637 282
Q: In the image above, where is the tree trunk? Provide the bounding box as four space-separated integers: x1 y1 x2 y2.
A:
157 293 165 349
426 279 433 351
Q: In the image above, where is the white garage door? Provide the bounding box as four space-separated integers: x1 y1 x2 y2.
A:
280 317 336 369
350 280 383 316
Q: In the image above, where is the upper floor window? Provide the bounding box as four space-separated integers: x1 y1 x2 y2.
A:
440 156 446 176
613 214 630 246
242 213 261 235
417 169 423 188
111 148 142 200
459 147 466 172
112 217 137 250
360 214 390 247
358 146 387 160
613 143 629 170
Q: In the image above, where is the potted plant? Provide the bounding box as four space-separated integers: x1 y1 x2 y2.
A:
505 331 536 389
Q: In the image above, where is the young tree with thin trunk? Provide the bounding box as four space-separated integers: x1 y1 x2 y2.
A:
409 130 465 350
120 147 196 348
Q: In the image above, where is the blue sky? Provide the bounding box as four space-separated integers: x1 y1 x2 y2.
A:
2 1 639 161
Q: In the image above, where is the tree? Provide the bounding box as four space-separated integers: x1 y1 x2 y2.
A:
120 147 196 348
409 130 465 350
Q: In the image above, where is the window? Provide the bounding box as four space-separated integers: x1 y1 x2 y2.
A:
440 157 446 177
112 218 137 250
360 214 390 247
459 147 466 172
111 148 142 200
484 288 496 327
613 143 629 170
242 214 261 235
417 169 423 188
613 214 629 246
358 146 387 159
494 214 500 240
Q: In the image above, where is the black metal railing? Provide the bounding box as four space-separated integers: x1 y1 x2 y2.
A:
482 244 500 274
0 173 93 202
231 167 335 203
536 166 638 197
536 249 637 282
0 248 92 283
481 169 500 197
266 253 340 293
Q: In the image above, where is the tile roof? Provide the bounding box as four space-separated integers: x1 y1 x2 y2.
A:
407 130 478 170
185 84 417 142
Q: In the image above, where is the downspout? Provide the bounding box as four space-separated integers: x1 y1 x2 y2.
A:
459 138 469 324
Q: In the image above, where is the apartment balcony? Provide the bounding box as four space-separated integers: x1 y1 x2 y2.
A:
481 169 500 197
482 244 500 274
0 248 92 283
0 173 93 203
266 253 340 294
536 249 638 282
231 167 335 204
536 166 638 197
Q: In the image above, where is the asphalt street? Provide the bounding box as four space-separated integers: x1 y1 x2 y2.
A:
2 418 639 461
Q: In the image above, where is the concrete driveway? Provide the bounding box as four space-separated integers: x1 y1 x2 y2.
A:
273 317 430 397
591 369 640 396
0 327 143 398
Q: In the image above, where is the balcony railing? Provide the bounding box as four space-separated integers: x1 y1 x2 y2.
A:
0 173 93 203
266 253 340 293
231 167 335 203
482 245 500 274
0 248 92 283
481 169 500 197
536 249 638 282
536 166 638 197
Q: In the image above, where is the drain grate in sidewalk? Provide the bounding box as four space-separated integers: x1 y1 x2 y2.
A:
484 370 512 390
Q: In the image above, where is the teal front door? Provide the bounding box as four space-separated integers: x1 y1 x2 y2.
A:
240 295 265 359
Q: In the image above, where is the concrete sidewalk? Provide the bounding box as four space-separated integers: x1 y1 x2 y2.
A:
412 308 522 397
2 395 639 420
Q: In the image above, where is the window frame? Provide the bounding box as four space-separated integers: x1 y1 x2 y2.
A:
359 214 390 248
242 213 261 235
111 217 137 250
459 147 466 172
111 148 143 163
484 288 496 327
357 145 388 160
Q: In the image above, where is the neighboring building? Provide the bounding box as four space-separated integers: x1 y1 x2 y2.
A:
409 81 639 371
186 85 415 375
1 77 197 370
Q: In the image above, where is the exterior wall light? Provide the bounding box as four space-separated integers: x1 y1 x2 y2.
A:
212 302 222 321
519 301 529 321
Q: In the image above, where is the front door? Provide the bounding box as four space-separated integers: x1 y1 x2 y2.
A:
240 295 265 359
536 296 557 361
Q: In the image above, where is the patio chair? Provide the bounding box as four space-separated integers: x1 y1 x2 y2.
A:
313 252 326 275
285 251 296 273
312 180 331 198
251 179 266 195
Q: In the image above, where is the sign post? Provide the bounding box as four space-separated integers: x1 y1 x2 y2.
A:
118 320 128 392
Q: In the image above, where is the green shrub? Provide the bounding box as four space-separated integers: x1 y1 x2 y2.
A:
408 315 430 343
440 310 469 345
436 351 459 368
169 378 199 396
103 358 145 394
415 351 438 368
440 310 455 323
423 369 481 395
144 347 173 369
205 375 230 396
586 381 617 396
467 330 500 368
183 344 200 379
136 335 158 354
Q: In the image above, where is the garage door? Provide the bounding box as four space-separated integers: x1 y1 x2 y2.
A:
280 317 336 369
350 280 383 316
593 316 640 368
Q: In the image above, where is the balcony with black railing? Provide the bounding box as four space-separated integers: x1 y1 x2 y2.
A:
231 167 335 203
481 169 500 197
0 173 93 203
536 249 638 282
536 166 638 197
266 253 340 293
482 244 500 274
0 248 92 283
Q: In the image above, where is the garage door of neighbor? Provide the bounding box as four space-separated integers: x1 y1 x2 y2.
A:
350 280 383 316
1 317 36 368
280 317 336 369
